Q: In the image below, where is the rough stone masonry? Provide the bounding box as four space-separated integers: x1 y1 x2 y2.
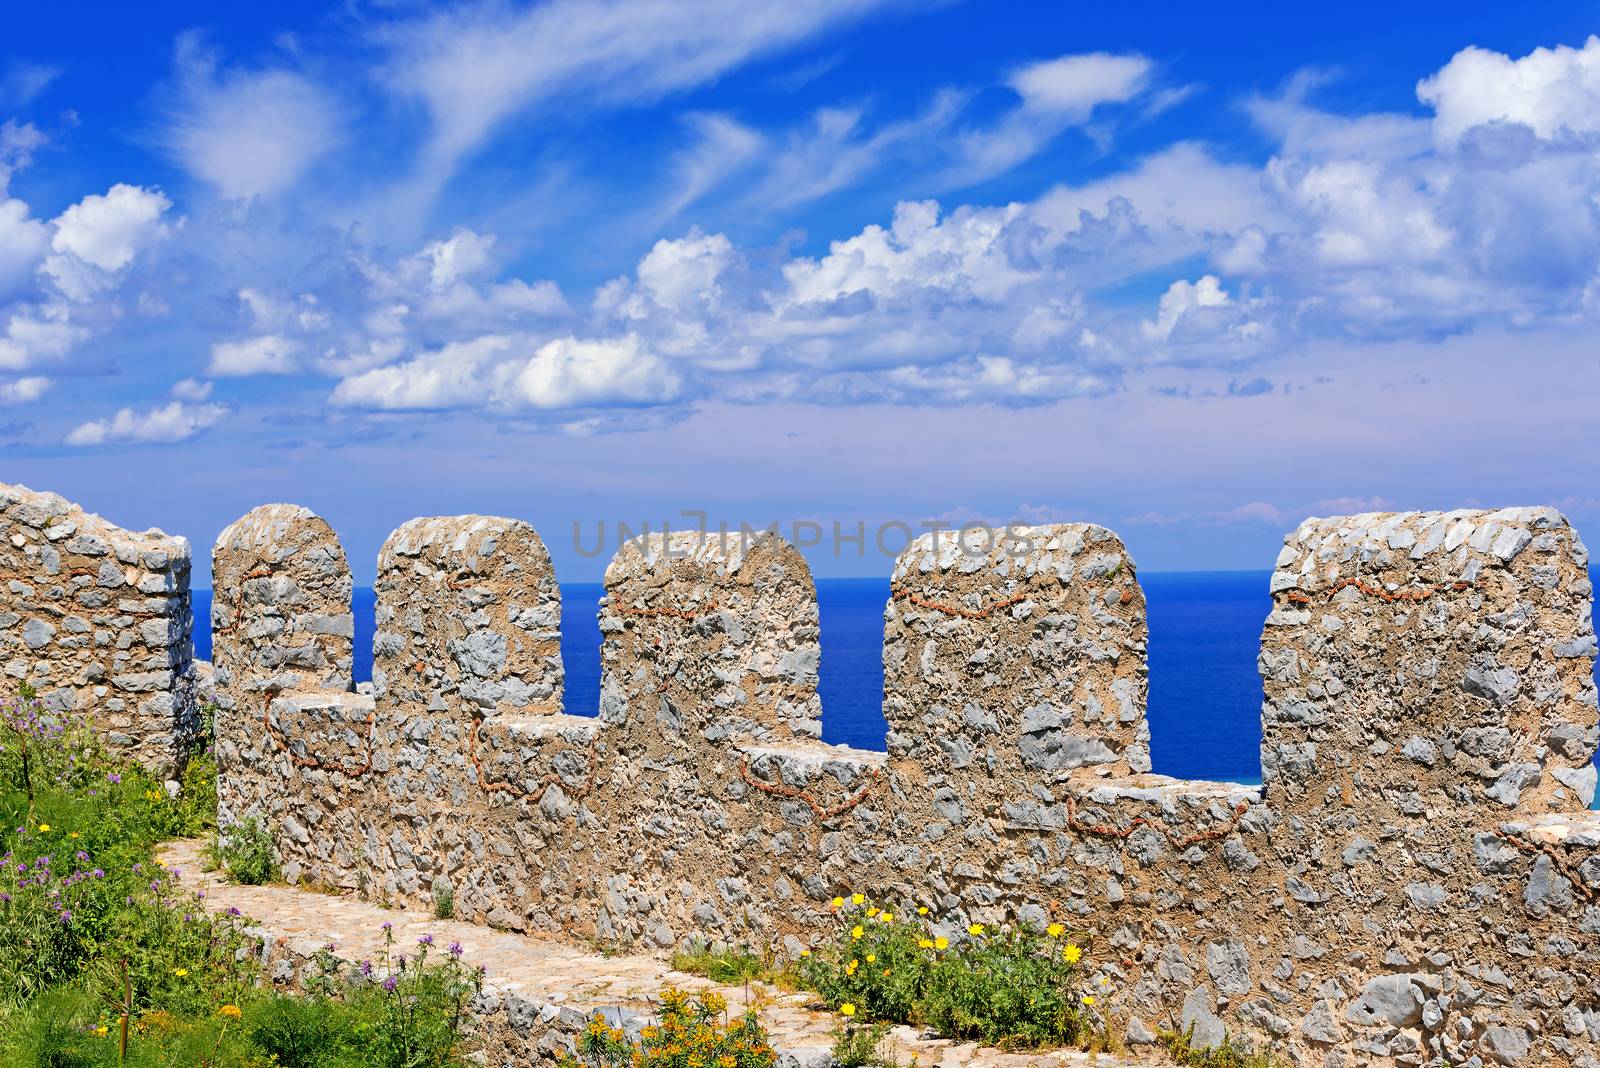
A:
6 477 1600 1067
0 481 197 771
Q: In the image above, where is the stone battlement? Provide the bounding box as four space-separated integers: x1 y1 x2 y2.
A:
2 479 1598 1065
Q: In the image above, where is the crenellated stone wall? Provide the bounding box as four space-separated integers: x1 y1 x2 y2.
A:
0 481 196 772
197 501 1600 1066
13 479 1600 1067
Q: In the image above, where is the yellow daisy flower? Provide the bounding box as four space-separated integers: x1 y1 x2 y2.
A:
850 893 864 905
840 1004 856 1017
967 923 984 936
1047 923 1064 938
1062 944 1082 964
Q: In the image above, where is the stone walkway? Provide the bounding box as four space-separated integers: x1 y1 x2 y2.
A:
158 839 1162 1068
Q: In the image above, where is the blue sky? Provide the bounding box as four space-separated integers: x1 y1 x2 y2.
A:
2 1 1599 584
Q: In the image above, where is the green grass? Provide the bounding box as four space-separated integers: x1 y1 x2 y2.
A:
0 687 483 1067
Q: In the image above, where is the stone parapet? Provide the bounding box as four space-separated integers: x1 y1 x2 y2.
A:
0 480 196 771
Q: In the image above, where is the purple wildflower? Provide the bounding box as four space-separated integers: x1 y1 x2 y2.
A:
449 941 463 958
419 934 434 946
382 975 399 992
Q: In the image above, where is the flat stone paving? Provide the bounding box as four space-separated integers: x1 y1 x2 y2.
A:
159 839 1161 1068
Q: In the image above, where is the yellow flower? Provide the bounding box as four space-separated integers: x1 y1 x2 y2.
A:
174 968 188 977
831 896 844 908
800 948 811 957
840 1004 856 1017
95 1025 108 1036
1047 923 1064 938
933 936 948 951
864 954 875 964
918 939 934 950
850 925 864 940
1062 944 1082 964
850 893 864 906
37 824 49 832
916 906 928 916
218 1004 242 1019
967 923 984 936
866 907 879 918
879 912 893 923
69 832 79 839
1082 995 1096 1006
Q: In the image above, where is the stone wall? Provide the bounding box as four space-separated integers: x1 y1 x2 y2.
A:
211 504 357 863
200 501 1600 1065
16 480 1595 1066
0 481 196 771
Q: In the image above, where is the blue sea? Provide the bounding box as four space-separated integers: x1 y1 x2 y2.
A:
192 572 1599 791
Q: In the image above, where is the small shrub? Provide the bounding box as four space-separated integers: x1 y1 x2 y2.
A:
671 939 766 985
800 896 1102 1051
831 1020 896 1068
432 879 454 920
563 987 776 1068
217 818 277 886
245 994 344 1068
1159 1024 1276 1067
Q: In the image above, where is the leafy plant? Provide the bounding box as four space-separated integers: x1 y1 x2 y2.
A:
670 940 768 985
830 1020 897 1068
216 818 277 886
799 896 1103 1051
1159 1024 1276 1067
431 879 454 921
563 988 777 1068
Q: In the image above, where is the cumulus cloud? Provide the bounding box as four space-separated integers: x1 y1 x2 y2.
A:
0 179 170 372
49 184 171 272
509 335 682 408
170 377 213 401
64 400 229 446
208 334 303 376
1419 36 1600 145
329 333 681 411
162 36 339 199
0 376 50 404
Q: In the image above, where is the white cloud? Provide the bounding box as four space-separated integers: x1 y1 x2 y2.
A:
508 335 682 408
1010 52 1152 118
0 376 50 404
49 184 171 272
330 333 682 411
0 196 49 298
0 62 61 108
1419 36 1600 145
170 377 213 401
379 0 900 211
661 113 765 216
163 36 339 199
0 119 48 193
1143 276 1231 341
419 229 498 289
330 335 512 410
64 400 229 446
208 334 303 376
